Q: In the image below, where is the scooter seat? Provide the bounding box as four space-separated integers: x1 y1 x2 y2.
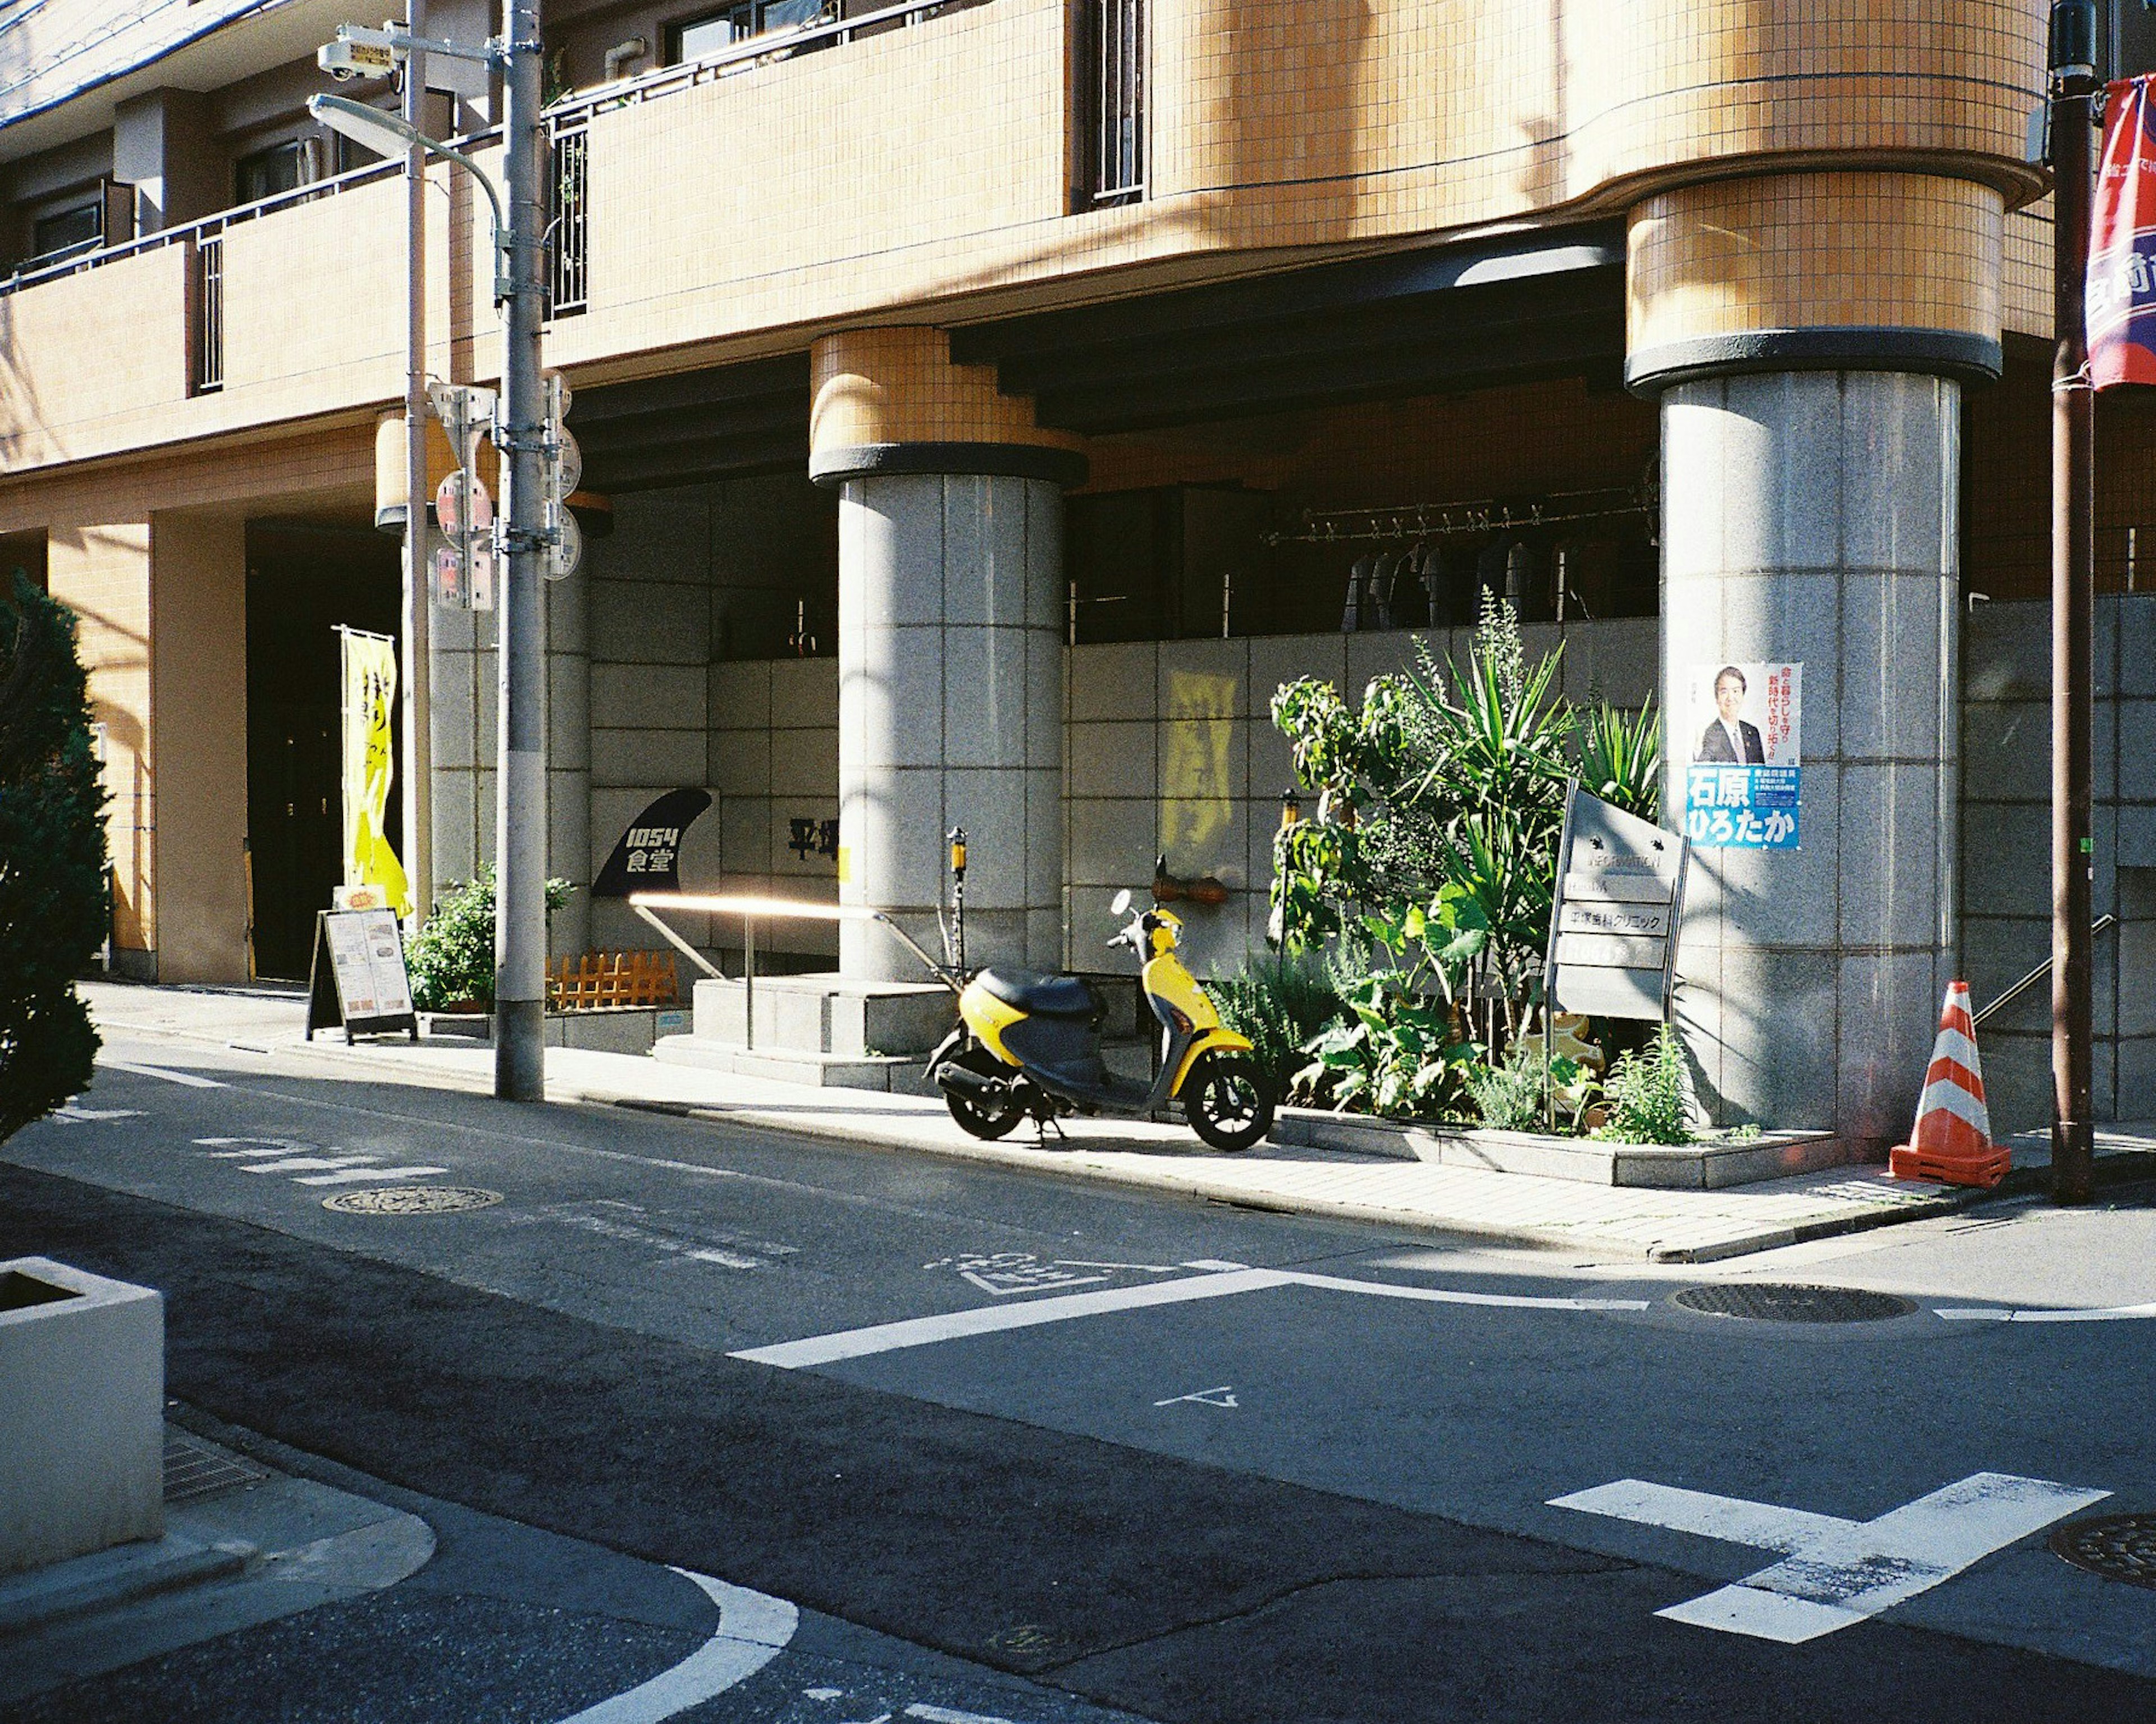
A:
977 966 1098 1018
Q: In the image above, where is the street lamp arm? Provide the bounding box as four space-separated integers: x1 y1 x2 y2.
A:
307 95 506 241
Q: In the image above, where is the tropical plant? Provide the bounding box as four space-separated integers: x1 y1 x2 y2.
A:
1213 951 1344 1092
1577 697 1664 820
1593 1022 1694 1145
1266 594 1667 1123
405 866 575 1012
0 574 110 1142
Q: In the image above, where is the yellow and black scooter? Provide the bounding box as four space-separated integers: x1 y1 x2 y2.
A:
925 879 1276 1153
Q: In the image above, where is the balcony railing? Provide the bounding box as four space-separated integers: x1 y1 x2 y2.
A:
549 122 590 318
542 0 985 127
0 130 498 303
191 235 223 394
1081 0 1144 207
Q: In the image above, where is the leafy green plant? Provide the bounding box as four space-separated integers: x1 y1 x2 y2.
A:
1213 952 1344 1092
0 573 110 1142
405 866 575 1012
1463 1037 1586 1133
1592 1022 1694 1145
1295 966 1474 1118
1577 697 1664 820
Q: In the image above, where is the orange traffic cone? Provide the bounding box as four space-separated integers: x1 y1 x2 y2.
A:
1888 982 2011 1188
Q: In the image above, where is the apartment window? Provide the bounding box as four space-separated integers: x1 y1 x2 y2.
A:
666 0 823 61
235 139 305 205
29 202 101 260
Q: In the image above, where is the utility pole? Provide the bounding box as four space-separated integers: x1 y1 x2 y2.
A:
2050 0 2097 1204
493 0 548 1100
401 0 432 929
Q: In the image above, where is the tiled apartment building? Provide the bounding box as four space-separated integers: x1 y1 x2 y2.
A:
3 0 2154 1140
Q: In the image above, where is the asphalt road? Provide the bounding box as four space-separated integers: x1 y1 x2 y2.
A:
3 1026 2153 1722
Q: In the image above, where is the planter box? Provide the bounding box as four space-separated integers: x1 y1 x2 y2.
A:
421 1007 692 1055
1270 1107 1851 1190
0 1259 163 1575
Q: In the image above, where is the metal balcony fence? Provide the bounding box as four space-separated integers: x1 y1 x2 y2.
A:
549 122 590 318
191 236 223 394
1082 0 1144 207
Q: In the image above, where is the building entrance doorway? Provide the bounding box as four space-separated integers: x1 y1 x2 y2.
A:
245 523 401 980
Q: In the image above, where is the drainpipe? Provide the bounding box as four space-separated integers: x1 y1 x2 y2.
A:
603 36 647 82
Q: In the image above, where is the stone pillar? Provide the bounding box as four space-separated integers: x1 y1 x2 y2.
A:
810 329 1084 981
1628 172 2002 1146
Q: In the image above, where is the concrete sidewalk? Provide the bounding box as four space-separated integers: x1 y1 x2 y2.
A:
79 980 2103 1265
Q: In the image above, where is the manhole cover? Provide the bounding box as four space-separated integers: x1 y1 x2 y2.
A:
1672 1283 1917 1323
322 1185 503 1215
163 1432 266 1503
2051 1515 2156 1588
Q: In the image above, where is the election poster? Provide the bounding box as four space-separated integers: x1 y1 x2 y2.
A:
1684 661 1801 849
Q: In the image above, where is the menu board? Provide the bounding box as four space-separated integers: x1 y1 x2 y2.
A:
305 909 419 1042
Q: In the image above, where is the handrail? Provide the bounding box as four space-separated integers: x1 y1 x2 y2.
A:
628 890 958 1050
1971 914 2117 1029
545 0 980 128
0 126 503 302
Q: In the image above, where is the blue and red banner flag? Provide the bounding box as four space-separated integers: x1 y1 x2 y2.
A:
2090 75 2156 388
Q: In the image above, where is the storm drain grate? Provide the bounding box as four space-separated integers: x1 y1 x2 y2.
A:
1673 1283 1917 1323
162 1432 267 1503
322 1185 503 1215
2050 1515 2156 1589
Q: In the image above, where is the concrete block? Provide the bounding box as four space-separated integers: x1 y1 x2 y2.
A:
709 661 773 732
711 730 770 797
1562 615 1658 708
769 657 839 730
1714 945 1838 1130
1026 628 1063 765
1962 600 2050 701
1721 371 1843 571
1070 641 1158 722
1961 701 2049 802
591 580 707 666
1842 371 1951 574
944 628 1029 769
768 725 837 799
1 1260 163 1575
1659 382 1728 580
1068 721 1155 800
1250 634 1345 711
592 728 705 790
1960 801 2050 917
1837 762 1943 948
591 662 706 730
2120 594 2156 695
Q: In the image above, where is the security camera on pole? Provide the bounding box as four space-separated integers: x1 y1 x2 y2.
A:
310 0 557 1101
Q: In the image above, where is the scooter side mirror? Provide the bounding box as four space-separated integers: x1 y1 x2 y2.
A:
1109 888 1132 916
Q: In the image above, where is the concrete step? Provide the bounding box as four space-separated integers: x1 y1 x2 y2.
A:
692 974 954 1058
652 1034 929 1094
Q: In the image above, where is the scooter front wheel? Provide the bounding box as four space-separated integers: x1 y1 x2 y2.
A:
942 1047 1025 1141
1184 1051 1275 1153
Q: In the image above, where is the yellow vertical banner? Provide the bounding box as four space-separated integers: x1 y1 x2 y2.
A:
339 628 413 917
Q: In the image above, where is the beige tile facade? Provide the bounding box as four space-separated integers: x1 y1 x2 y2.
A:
808 327 1079 455
1627 172 2006 351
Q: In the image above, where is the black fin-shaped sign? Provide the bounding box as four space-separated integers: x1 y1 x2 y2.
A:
591 788 712 898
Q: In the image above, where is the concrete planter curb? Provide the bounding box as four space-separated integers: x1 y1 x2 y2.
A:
422 1006 692 1055
1268 1106 1852 1190
0 1259 163 1576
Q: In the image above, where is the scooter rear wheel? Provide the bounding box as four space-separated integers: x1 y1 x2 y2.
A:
1184 1052 1275 1152
942 1047 1025 1141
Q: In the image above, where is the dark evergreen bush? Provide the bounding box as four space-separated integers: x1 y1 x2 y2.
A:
0 573 110 1141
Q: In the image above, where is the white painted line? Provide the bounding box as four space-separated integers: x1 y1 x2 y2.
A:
732 1269 1294 1368
905 1705 1026 1724
1280 1269 1652 1313
98 1058 224 1088
733 1266 1651 1370
53 1105 141 1122
237 1156 380 1174
1938 1301 2156 1323
554 1568 797 1724
1552 1471 2109 1643
294 1165 451 1186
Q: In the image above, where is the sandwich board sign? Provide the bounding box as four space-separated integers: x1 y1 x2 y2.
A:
1543 785 1689 1022
305 907 419 1043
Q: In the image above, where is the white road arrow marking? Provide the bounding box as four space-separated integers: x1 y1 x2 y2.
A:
1551 1472 2109 1643
1938 1301 2156 1323
237 1156 381 1174
553 1568 796 1724
1154 1385 1239 1409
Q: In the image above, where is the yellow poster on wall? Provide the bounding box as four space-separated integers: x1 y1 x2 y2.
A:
339 628 413 918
